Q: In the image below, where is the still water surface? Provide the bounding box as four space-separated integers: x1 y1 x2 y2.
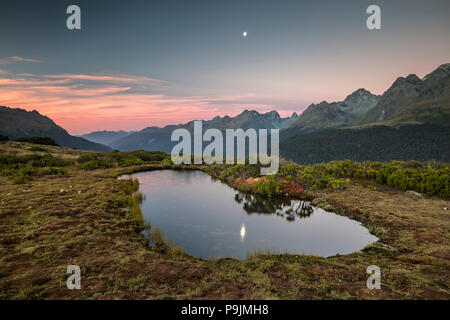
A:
120 170 378 259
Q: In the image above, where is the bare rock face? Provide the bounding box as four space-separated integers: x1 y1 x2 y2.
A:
358 64 450 124
422 63 450 87
338 88 380 115
419 74 450 100
360 74 425 123
286 88 379 134
287 63 450 136
110 110 298 152
289 101 354 133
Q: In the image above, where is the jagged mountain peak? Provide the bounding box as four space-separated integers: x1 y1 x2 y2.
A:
406 74 421 81
344 88 376 101
287 87 380 134
358 76 424 123
349 88 370 95
110 108 297 152
265 110 281 119
339 88 380 114
358 63 450 124
234 109 283 122
390 74 423 89
239 109 252 115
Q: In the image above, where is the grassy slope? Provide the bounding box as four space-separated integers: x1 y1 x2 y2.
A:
375 95 450 127
0 142 449 299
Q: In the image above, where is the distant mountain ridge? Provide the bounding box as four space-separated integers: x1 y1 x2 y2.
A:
75 64 450 162
110 110 298 152
0 106 111 152
80 130 136 147
2 63 448 164
340 88 380 114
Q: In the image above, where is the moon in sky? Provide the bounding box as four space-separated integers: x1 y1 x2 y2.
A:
242 31 247 37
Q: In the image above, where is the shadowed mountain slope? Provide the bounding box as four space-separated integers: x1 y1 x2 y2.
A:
0 106 111 152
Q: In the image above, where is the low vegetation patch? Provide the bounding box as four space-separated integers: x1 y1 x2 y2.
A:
77 150 171 170
15 136 58 146
208 159 449 198
0 141 448 299
0 153 71 184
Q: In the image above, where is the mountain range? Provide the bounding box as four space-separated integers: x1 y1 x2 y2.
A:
79 130 136 146
107 63 449 163
107 110 299 152
1 63 449 163
358 64 450 124
282 88 380 138
281 63 450 163
0 106 111 152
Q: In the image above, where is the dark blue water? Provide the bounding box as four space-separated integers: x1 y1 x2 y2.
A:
120 170 377 259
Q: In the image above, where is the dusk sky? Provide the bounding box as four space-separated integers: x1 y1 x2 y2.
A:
1 0 449 134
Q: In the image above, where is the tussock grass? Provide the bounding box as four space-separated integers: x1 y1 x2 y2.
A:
128 191 144 226
150 227 166 248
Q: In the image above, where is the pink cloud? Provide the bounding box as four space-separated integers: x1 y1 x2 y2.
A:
0 71 283 135
0 56 41 65
0 78 71 86
44 73 166 84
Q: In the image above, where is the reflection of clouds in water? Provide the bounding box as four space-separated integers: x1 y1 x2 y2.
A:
240 224 246 242
235 192 314 222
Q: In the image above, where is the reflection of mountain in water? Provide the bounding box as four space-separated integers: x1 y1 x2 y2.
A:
234 192 314 222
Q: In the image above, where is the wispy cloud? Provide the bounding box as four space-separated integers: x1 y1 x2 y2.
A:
0 56 41 65
0 78 71 86
0 70 284 134
44 73 166 84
